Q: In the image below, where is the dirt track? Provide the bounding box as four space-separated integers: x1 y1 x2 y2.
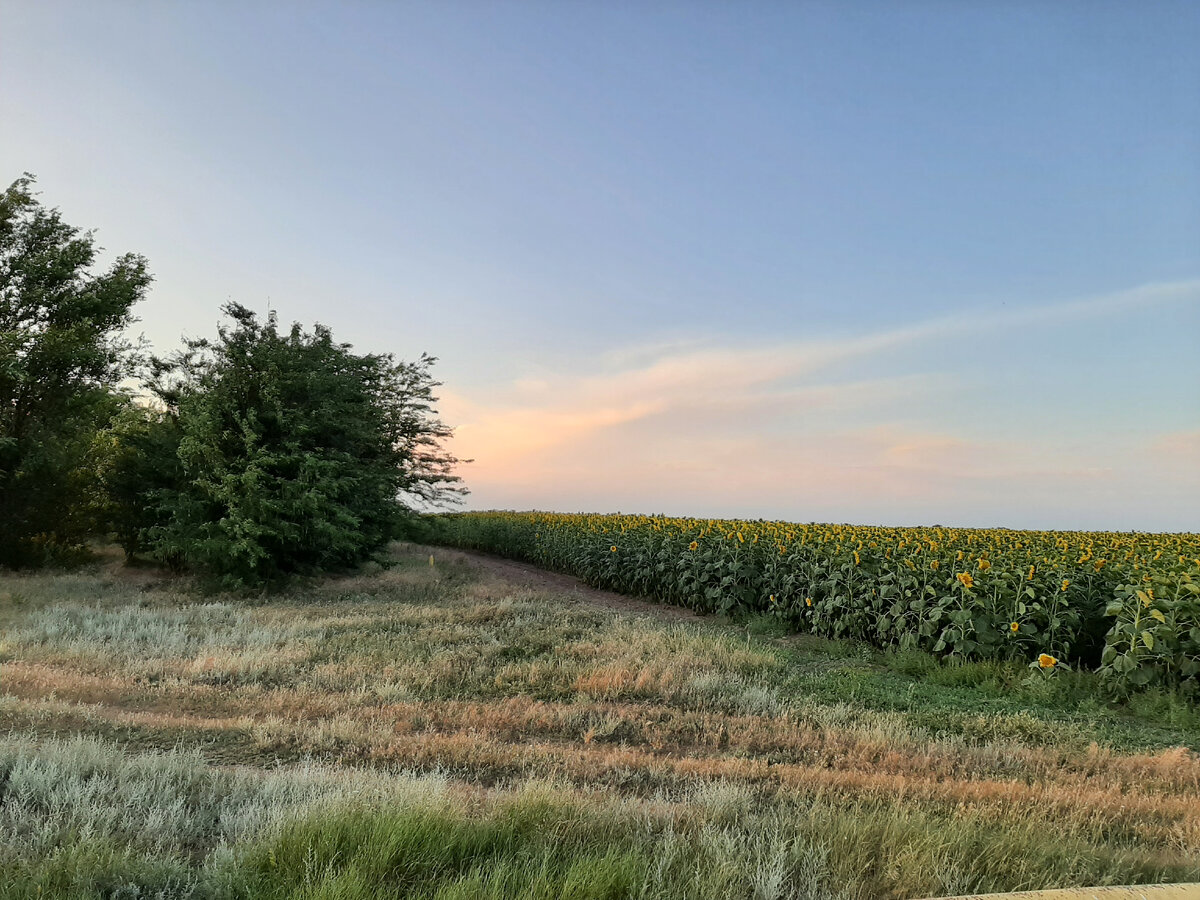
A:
419 544 708 623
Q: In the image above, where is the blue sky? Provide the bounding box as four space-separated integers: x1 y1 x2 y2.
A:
2 1 1197 530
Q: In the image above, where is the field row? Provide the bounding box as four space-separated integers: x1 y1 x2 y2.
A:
426 513 1200 693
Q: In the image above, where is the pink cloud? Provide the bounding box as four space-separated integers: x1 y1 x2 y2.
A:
434 281 1200 529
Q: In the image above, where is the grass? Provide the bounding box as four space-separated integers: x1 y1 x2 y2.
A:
0 544 1198 898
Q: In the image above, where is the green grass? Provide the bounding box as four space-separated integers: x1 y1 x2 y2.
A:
1 544 1198 899
2 736 1193 900
759 635 1200 752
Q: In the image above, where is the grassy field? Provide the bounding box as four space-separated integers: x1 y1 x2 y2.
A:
1 544 1198 899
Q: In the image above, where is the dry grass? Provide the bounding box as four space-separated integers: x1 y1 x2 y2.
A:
1 544 1198 897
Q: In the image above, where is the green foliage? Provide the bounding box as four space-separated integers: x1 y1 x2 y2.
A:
1101 568 1200 696
242 802 647 900
95 403 183 558
428 512 1200 693
147 304 464 586
0 174 150 566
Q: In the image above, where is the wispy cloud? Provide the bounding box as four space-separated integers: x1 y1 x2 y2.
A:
1150 431 1200 487
440 279 1200 529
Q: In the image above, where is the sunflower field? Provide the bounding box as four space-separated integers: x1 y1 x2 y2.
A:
426 512 1200 694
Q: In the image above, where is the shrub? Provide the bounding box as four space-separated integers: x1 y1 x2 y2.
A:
145 304 464 587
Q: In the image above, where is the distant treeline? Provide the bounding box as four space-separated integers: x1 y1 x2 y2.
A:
0 174 464 586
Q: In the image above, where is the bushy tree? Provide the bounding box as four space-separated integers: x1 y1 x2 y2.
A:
96 403 183 559
145 304 464 586
0 174 149 566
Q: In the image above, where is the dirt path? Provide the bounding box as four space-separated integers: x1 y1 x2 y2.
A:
416 544 708 624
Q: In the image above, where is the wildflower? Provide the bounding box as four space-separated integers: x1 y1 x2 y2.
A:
1094 559 1106 571
930 560 939 570
1027 565 1035 581
610 545 617 553
853 551 861 565
1010 622 1019 633
769 594 776 605
737 532 745 543
805 597 813 607
1060 579 1070 592
688 541 699 551
956 550 964 562
1038 653 1057 669
957 572 974 589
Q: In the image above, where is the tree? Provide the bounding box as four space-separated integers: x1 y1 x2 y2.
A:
96 403 183 559
144 304 465 586
0 174 150 566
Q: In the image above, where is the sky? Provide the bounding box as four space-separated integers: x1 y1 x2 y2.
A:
2 0 1197 531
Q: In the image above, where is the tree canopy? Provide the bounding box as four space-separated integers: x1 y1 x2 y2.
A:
1 173 467 580
141 303 465 586
0 174 150 566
